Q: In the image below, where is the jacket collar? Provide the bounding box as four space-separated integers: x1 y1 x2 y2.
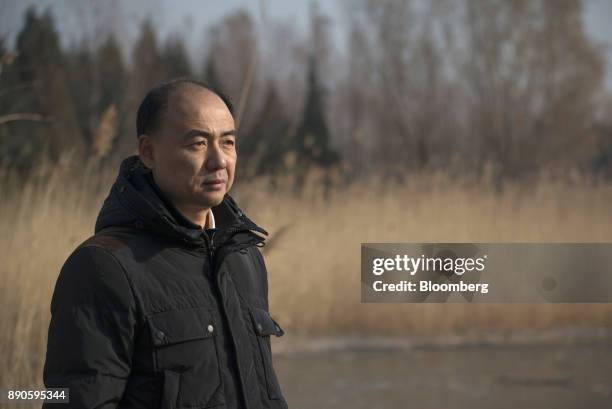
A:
94 155 267 246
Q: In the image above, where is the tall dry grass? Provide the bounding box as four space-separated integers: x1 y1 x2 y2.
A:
1 161 612 390
244 171 612 341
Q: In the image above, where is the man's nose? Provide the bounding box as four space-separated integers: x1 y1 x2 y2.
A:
205 140 228 171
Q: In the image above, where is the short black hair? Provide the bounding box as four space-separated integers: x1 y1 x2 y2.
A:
136 77 235 137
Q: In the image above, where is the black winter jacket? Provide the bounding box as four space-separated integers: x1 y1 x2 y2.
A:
43 155 289 409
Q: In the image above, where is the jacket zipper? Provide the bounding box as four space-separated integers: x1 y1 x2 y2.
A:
206 228 217 260
204 226 255 409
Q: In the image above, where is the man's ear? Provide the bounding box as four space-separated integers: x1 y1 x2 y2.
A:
138 134 155 169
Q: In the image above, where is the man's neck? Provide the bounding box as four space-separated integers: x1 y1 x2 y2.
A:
147 172 215 230
174 204 213 229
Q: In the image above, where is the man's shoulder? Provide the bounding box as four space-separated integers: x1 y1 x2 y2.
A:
66 226 148 272
51 230 139 315
79 226 137 253
69 226 170 270
62 227 138 276
56 227 146 297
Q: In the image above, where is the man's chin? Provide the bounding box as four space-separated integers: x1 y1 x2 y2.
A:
197 191 225 208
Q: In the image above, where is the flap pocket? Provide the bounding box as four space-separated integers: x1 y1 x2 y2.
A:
249 307 285 337
147 307 216 347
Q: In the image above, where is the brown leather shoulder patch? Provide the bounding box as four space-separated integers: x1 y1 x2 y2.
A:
78 227 134 253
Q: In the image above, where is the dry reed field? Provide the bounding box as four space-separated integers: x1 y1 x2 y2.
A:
2 159 612 390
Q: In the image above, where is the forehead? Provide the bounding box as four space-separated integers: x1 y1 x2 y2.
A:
163 84 234 130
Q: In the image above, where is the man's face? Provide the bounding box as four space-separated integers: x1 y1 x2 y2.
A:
138 85 237 213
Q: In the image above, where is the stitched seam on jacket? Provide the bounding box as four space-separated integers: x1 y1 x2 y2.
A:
80 244 144 332
49 372 130 382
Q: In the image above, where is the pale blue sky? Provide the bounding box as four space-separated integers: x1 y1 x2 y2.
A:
1 1 343 60
1 0 611 86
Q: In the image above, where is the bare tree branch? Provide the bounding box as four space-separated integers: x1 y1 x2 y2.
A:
0 113 51 125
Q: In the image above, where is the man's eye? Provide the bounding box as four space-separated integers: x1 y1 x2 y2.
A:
223 139 235 147
191 140 206 148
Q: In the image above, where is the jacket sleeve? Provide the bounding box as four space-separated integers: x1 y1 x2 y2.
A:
42 245 138 408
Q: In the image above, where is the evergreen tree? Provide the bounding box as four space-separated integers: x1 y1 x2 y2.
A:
97 35 125 114
239 81 291 180
117 19 165 157
12 7 83 164
65 40 96 151
161 37 192 79
130 20 165 97
201 32 226 96
96 35 125 160
292 54 340 192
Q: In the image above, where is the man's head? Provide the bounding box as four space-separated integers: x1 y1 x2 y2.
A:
137 78 237 215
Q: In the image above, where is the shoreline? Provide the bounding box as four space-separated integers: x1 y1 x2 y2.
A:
272 326 612 356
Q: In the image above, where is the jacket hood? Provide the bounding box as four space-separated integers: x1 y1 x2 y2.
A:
95 155 267 246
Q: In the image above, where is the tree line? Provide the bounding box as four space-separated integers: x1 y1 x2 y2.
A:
1 0 612 189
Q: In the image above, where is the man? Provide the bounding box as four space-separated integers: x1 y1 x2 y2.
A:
43 78 289 409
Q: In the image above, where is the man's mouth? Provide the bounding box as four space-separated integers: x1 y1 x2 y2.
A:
203 179 226 190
